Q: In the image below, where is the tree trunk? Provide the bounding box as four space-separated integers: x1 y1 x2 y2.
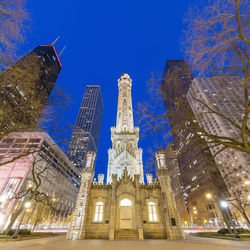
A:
241 209 250 226
4 205 24 235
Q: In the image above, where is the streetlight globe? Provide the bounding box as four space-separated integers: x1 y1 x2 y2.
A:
206 193 212 199
0 195 6 203
24 201 31 208
194 210 197 214
220 201 228 208
248 195 250 201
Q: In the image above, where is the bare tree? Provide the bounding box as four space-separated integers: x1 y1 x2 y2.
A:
182 0 249 154
137 0 249 159
136 0 250 227
0 0 29 70
3 153 58 235
228 186 250 226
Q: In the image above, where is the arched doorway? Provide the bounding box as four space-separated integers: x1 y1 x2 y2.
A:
119 198 132 229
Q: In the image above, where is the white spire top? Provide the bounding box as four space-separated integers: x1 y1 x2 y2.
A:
116 72 134 133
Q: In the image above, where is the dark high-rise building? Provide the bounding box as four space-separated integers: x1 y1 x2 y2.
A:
0 44 62 134
161 60 227 226
67 86 103 170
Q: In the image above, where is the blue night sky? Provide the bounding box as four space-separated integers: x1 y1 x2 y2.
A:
21 0 199 179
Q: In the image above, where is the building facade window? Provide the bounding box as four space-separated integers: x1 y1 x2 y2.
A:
94 201 104 222
120 198 132 206
148 201 158 222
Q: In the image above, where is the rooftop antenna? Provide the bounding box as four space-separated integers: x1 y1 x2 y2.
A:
51 36 60 46
59 45 66 57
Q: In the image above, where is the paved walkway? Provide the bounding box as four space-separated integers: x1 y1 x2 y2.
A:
0 235 249 250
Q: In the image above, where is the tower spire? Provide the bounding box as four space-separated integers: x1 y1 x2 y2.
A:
116 73 134 132
107 73 144 184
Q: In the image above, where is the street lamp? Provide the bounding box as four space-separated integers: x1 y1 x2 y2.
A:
24 201 31 209
247 195 250 201
220 200 228 208
244 180 250 185
219 200 240 238
12 201 32 238
27 183 33 189
206 193 212 199
0 195 7 204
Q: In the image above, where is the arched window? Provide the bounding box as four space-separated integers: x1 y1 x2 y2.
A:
94 201 104 222
148 201 158 222
120 198 132 206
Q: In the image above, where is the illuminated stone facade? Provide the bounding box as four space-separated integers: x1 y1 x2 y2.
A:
107 73 144 183
67 73 184 240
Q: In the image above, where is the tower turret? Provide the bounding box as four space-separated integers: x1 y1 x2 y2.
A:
67 151 96 240
155 149 184 239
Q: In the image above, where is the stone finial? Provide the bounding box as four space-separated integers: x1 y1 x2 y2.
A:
98 174 104 184
155 148 166 169
112 174 117 183
134 174 140 184
146 174 153 184
85 151 96 169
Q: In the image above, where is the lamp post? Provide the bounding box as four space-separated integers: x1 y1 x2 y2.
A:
205 193 234 234
219 200 240 238
205 193 240 238
12 201 31 238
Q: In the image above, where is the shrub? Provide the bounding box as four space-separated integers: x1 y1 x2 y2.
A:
218 228 229 234
237 228 250 234
18 229 31 235
7 229 31 236
7 229 15 236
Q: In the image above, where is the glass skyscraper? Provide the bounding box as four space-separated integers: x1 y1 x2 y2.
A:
67 86 103 170
160 60 227 226
0 44 62 134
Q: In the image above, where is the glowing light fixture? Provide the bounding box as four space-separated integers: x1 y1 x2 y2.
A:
220 201 228 208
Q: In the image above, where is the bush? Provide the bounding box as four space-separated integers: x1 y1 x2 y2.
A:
237 228 250 234
7 229 31 236
218 228 229 234
7 229 15 236
18 229 31 235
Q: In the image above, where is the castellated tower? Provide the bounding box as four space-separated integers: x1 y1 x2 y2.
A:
155 149 184 239
67 151 96 240
107 73 144 183
67 73 184 241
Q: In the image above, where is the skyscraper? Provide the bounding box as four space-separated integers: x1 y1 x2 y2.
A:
67 86 103 170
160 60 227 226
187 76 250 223
0 44 62 134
